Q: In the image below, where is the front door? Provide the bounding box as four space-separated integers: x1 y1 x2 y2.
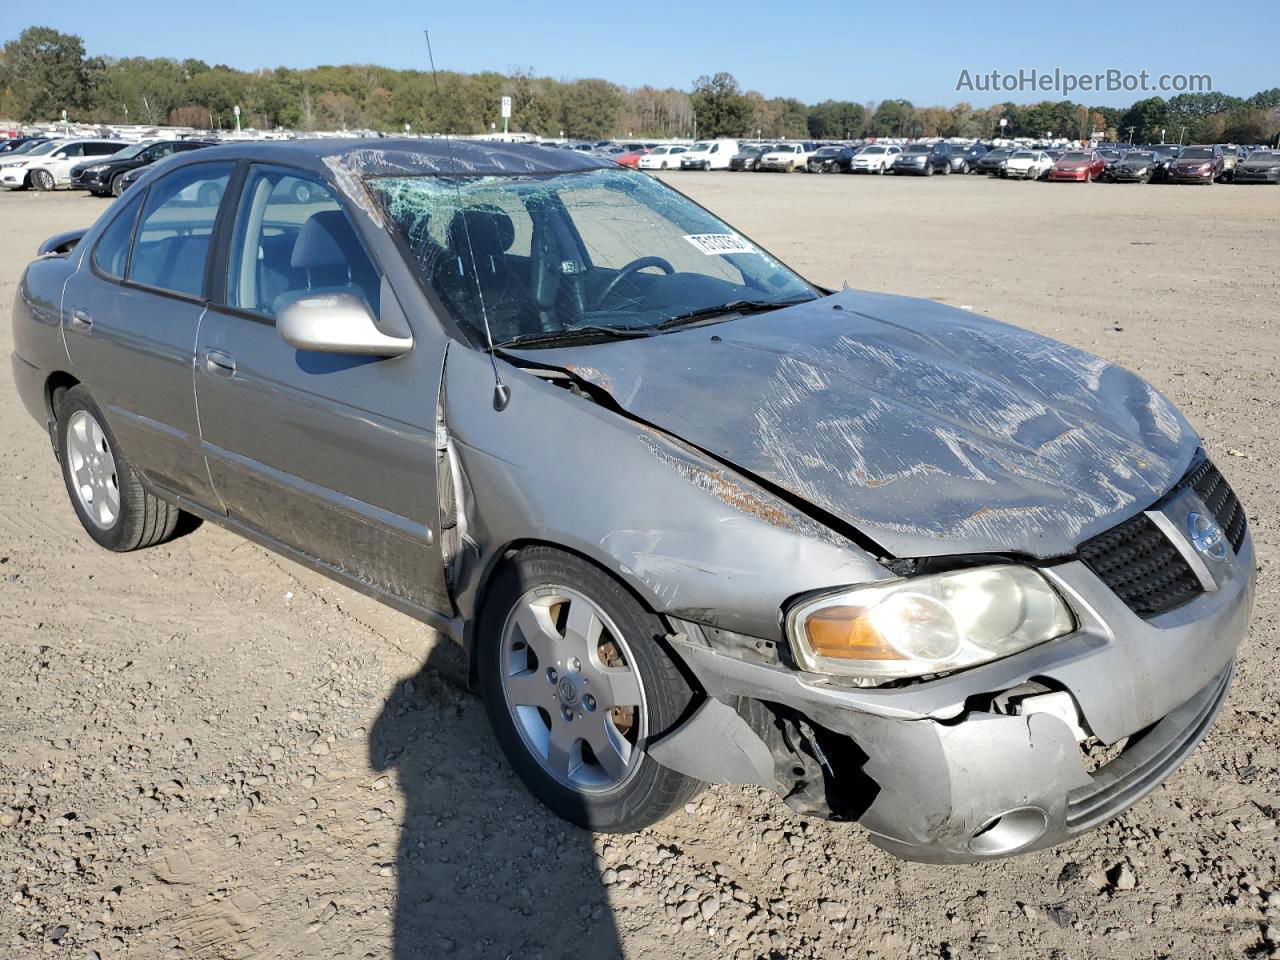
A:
194 164 450 616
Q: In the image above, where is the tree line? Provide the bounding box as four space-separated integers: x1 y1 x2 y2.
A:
2 27 1277 145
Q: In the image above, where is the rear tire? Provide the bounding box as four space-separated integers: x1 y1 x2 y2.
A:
56 386 182 552
478 546 703 833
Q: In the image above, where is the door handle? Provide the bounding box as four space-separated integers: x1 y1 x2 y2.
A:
203 350 237 377
70 308 93 330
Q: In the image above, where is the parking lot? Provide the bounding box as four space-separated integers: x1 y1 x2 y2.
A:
1 174 1277 960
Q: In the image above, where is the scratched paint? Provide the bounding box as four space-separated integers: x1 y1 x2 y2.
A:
509 288 1199 560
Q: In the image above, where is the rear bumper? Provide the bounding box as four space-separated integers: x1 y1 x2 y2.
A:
11 350 48 428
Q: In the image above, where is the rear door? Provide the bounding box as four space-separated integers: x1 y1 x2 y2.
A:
62 160 233 503
194 163 450 616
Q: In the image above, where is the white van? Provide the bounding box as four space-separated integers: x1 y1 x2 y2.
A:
679 139 740 171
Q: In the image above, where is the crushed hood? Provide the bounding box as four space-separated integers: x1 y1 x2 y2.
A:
507 289 1199 559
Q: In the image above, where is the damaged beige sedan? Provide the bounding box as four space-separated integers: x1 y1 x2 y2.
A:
10 139 1254 861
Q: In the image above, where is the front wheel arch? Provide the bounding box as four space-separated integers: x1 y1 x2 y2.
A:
463 537 686 693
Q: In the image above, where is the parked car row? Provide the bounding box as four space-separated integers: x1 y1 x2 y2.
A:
0 135 215 194
686 138 1273 186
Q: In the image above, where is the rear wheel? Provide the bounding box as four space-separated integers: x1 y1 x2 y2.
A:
56 386 182 552
478 546 703 832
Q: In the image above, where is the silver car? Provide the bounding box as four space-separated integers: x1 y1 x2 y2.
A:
10 140 1254 861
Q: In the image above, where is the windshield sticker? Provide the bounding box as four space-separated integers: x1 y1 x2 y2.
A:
683 233 756 256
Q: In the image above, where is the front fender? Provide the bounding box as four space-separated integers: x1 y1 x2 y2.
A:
442 346 887 644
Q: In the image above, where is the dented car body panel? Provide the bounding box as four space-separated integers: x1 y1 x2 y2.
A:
9 139 1255 862
507 289 1200 560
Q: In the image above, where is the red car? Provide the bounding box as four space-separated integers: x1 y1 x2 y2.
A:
1049 150 1106 182
613 148 650 169
1166 145 1225 184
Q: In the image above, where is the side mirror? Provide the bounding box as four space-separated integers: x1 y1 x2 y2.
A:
276 292 412 357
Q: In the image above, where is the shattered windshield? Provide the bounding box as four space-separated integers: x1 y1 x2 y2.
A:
367 168 817 347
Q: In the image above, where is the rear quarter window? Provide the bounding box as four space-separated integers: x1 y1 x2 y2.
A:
92 192 144 280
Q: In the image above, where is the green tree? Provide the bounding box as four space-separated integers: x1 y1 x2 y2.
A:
1119 96 1170 142
871 99 914 137
690 72 751 138
1247 88 1280 109
2 26 89 121
558 78 621 139
806 100 865 139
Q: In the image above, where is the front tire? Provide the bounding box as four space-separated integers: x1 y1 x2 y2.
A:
110 172 128 197
56 386 182 551
31 169 55 191
478 546 703 833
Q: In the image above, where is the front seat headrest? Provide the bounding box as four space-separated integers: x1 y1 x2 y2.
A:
447 207 515 259
292 210 363 270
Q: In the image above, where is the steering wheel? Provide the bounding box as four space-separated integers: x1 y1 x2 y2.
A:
593 256 675 309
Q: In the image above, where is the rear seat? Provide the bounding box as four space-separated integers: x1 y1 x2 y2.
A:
130 234 211 294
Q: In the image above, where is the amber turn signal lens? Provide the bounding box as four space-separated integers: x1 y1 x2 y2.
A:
804 606 906 661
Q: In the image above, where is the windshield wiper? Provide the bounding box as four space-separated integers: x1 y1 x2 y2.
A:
655 297 817 330
494 325 654 349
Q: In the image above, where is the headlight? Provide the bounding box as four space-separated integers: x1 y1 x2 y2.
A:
786 565 1074 680
84 163 109 173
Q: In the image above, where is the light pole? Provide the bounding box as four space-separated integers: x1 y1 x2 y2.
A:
234 104 241 134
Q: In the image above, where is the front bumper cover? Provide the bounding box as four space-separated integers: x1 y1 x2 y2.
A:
664 533 1254 862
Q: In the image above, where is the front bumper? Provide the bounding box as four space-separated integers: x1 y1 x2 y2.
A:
1049 170 1090 181
70 170 108 190
1235 169 1280 183
667 531 1254 862
891 163 928 175
1167 169 1216 182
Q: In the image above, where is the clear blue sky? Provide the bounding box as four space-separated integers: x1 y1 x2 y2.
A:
3 2 1276 107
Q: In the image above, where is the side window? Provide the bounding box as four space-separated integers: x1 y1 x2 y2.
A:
92 191 144 280
225 166 380 319
127 162 232 298
87 143 119 157
149 143 176 160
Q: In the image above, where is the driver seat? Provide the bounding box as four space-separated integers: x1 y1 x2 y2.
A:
434 207 533 340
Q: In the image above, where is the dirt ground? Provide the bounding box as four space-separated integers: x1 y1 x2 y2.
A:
1 173 1277 960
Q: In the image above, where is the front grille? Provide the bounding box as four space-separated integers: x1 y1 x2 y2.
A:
1184 459 1247 551
1078 512 1203 617
1077 455 1247 619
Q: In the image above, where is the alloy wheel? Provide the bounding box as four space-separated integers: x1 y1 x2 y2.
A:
499 586 647 793
65 410 120 529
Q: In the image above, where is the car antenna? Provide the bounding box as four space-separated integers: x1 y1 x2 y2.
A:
424 28 510 412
